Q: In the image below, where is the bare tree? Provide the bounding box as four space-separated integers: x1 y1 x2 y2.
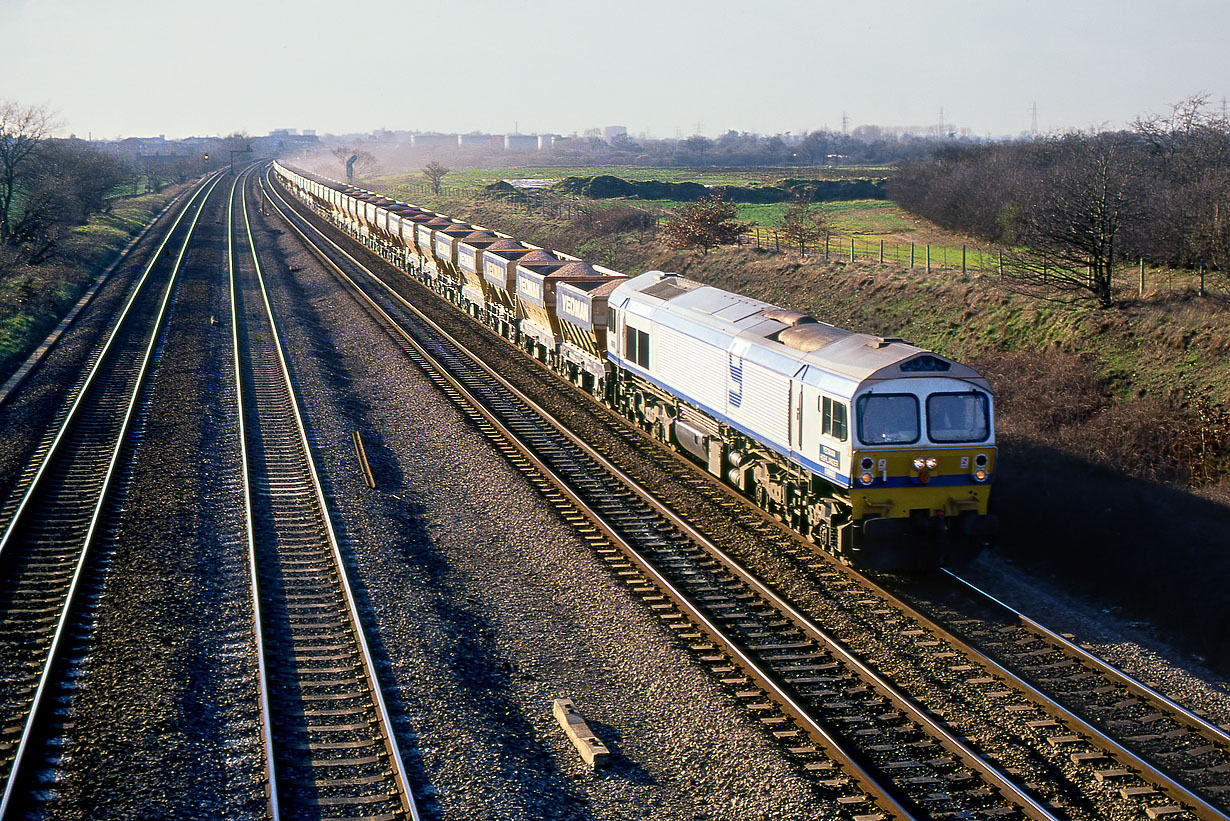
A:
3 141 129 264
662 195 745 255
797 130 829 165
330 145 378 182
1005 131 1147 308
778 199 829 251
683 135 712 163
423 160 450 195
42 140 130 215
0 101 57 243
1133 96 1230 269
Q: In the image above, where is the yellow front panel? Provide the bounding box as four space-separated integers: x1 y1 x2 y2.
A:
849 445 995 519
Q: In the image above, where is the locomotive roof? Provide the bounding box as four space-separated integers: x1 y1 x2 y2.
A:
616 271 986 386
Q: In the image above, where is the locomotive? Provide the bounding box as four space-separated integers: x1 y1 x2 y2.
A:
271 162 997 570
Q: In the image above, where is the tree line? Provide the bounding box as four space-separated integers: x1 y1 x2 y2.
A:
1 101 152 273
890 96 1230 307
562 128 956 169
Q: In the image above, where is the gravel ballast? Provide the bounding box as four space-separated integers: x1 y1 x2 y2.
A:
251 206 834 819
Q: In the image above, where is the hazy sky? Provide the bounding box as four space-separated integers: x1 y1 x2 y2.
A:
4 0 1228 140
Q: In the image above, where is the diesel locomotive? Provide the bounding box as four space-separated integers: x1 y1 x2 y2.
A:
271 162 997 570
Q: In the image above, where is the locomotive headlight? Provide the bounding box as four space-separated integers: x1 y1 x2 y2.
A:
974 453 988 468
859 471 875 486
912 457 925 470
925 457 938 469
860 456 874 471
973 468 988 482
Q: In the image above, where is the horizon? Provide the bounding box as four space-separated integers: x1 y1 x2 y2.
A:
5 0 1228 143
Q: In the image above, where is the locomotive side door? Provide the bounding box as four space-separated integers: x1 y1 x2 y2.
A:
797 369 824 471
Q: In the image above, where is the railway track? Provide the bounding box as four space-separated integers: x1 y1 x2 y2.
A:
906 569 1230 813
272 169 1230 819
0 171 224 815
231 167 418 820
264 169 1079 820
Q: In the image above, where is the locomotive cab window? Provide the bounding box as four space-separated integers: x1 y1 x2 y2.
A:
820 396 848 441
625 324 650 368
857 394 920 444
926 391 990 443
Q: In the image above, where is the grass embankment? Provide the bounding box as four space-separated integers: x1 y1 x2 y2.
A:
365 182 1230 667
0 187 184 382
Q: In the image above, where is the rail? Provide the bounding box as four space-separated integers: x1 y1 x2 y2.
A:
0 170 225 816
233 164 418 820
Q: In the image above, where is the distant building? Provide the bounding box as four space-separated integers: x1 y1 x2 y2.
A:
412 133 455 149
457 133 488 148
602 126 628 144
504 133 538 152
115 135 169 156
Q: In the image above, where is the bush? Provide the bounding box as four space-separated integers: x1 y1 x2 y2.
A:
662 196 745 255
977 350 1230 487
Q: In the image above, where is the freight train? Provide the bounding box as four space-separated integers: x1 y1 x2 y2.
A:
270 162 997 570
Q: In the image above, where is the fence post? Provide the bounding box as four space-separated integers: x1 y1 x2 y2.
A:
775 231 779 252
926 244 930 273
879 239 884 264
911 242 915 268
962 245 966 275
999 250 1003 278
850 237 855 262
1201 260 1206 297
1139 257 1144 297
825 232 830 260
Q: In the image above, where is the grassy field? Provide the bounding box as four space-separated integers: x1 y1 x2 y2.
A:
372 164 888 190
387 178 986 272
375 161 977 250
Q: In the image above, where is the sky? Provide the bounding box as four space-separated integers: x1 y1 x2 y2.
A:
3 0 1228 141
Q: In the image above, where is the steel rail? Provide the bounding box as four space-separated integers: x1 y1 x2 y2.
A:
227 166 280 821
0 170 222 557
944 568 1230 749
259 175 910 818
263 172 1069 821
0 170 226 817
238 165 419 820
939 568 1230 821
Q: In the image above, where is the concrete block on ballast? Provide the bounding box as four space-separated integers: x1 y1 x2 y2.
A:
552 698 610 769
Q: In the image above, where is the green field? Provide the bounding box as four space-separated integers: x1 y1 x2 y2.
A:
374 164 888 190
373 164 900 233
368 161 990 273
